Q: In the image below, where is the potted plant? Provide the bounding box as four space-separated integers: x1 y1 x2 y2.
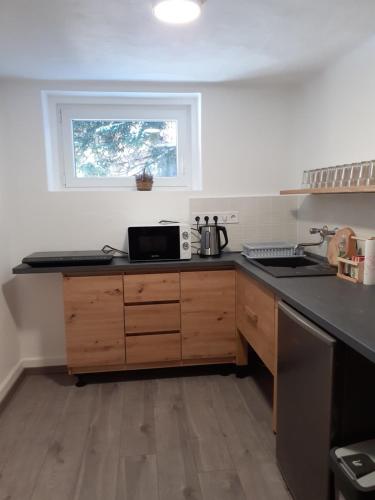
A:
135 165 154 191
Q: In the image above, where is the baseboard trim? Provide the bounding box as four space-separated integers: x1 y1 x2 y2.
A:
0 357 68 409
24 365 67 375
0 361 25 412
22 357 66 368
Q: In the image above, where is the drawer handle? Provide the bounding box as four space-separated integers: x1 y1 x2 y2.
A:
245 306 258 325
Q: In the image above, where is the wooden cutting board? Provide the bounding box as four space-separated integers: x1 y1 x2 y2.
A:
327 227 356 266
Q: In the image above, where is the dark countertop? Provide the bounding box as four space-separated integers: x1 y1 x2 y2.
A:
13 253 375 364
12 254 237 275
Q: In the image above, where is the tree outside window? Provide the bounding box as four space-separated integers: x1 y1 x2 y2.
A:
72 119 178 178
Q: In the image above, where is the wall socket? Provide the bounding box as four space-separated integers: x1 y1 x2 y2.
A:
191 211 239 225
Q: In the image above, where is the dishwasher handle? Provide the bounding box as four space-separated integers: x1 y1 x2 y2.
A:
278 301 336 346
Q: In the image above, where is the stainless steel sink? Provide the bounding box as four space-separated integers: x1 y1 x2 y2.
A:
252 256 318 268
248 255 337 278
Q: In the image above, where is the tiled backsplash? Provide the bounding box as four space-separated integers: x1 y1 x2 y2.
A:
190 194 375 257
189 196 298 252
297 194 375 257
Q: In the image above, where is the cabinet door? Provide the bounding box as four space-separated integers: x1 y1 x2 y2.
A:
64 275 125 368
181 270 236 359
236 271 276 374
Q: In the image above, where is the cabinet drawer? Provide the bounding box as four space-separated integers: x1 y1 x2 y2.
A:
125 303 180 334
236 271 276 374
126 333 181 364
124 273 180 303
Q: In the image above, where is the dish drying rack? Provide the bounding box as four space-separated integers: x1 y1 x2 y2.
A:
242 242 302 259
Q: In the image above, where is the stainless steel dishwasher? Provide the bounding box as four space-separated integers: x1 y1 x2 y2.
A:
277 302 375 500
276 301 336 500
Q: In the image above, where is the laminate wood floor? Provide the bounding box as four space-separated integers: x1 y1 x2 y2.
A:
0 372 291 500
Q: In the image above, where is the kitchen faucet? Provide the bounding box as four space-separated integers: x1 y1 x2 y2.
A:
295 225 337 253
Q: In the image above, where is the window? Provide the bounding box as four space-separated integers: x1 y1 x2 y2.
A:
72 119 178 179
42 92 201 190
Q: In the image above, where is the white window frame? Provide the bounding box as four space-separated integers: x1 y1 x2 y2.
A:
42 92 202 191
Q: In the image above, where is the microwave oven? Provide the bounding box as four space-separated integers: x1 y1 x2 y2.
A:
127 224 192 262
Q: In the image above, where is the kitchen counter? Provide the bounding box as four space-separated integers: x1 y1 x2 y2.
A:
13 252 375 364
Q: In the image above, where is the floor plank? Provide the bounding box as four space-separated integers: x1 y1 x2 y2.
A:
155 378 203 500
182 377 233 472
209 375 290 500
199 470 247 500
30 384 99 500
0 376 65 473
72 383 124 500
121 379 156 457
0 372 291 500
157 447 203 500
116 454 159 500
0 375 70 500
210 376 272 461
235 376 276 456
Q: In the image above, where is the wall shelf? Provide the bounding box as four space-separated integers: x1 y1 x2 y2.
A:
280 186 375 195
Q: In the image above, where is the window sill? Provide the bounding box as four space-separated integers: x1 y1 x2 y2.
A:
48 186 202 193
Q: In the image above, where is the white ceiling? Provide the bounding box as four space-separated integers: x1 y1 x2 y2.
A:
1 0 375 82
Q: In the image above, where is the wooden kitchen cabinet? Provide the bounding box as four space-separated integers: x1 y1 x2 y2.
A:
236 270 277 374
63 275 125 369
181 270 236 360
63 269 240 373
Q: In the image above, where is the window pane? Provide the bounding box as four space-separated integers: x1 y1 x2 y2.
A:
72 120 178 178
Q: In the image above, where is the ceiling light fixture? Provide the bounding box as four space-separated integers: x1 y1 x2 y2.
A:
153 0 204 25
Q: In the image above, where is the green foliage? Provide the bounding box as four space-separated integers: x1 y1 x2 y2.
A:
72 120 177 178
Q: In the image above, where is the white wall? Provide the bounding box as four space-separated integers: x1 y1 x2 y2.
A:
3 34 375 375
293 36 375 255
0 84 21 397
0 79 297 364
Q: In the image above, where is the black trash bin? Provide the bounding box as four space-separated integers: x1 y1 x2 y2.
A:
330 440 375 499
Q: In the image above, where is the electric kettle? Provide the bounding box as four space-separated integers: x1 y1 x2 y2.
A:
199 217 229 258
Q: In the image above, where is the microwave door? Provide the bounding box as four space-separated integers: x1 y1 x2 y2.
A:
129 226 180 261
